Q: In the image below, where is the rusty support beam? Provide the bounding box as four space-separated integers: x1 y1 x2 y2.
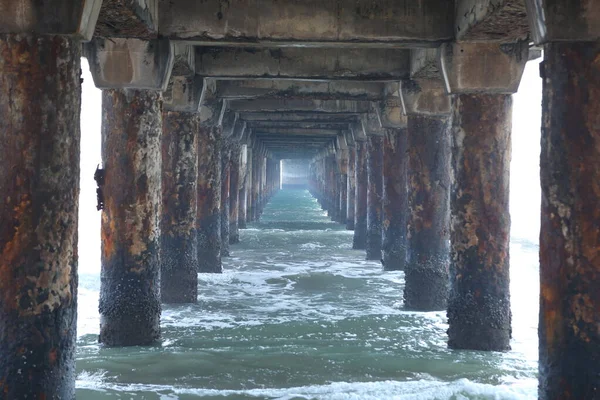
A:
538 41 600 399
221 145 231 257
353 141 368 250
382 127 408 271
0 34 81 398
366 136 384 260
197 124 222 273
99 89 162 345
229 145 242 243
405 115 451 311
347 146 357 230
448 94 512 351
161 111 199 303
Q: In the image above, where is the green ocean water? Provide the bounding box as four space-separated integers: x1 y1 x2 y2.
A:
75 189 539 399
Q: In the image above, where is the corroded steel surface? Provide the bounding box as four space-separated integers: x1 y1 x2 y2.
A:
347 147 356 230
366 136 384 261
382 128 408 271
539 41 600 400
448 94 512 351
353 141 368 250
229 145 242 243
197 125 222 273
0 34 81 398
405 115 450 311
161 111 199 304
100 89 162 345
221 145 231 256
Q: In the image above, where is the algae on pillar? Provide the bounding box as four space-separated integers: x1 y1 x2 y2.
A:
366 135 384 260
353 139 368 250
221 144 231 257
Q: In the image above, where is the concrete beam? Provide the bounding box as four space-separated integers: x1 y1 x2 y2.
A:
228 99 371 113
216 80 386 101
240 112 360 123
196 47 410 81
410 48 443 79
440 41 528 94
255 128 342 137
0 0 102 40
160 0 454 47
85 38 174 90
95 0 158 39
455 0 530 42
400 79 452 116
526 0 600 44
247 121 351 131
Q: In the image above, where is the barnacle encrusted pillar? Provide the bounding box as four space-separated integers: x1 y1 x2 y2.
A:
229 144 242 243
0 6 99 392
366 135 384 261
526 2 600 396
353 139 368 250
221 144 231 257
346 139 357 230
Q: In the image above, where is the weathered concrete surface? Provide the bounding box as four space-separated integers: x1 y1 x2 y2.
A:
85 37 174 90
366 136 384 261
99 89 162 346
221 145 231 257
160 0 454 46
526 0 600 44
95 0 158 39
382 128 408 271
347 146 357 230
339 175 348 225
455 0 529 42
229 145 241 244
405 115 451 311
448 94 512 351
163 75 204 112
538 41 600 400
0 33 81 399
400 79 452 116
229 99 371 113
0 0 102 40
246 148 255 223
353 141 368 250
197 124 222 273
161 111 198 304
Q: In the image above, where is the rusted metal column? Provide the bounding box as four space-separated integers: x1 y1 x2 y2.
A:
229 145 241 243
0 34 81 398
221 145 231 257
161 111 199 303
405 115 451 311
538 41 600 399
447 94 512 350
347 147 356 230
382 127 408 271
353 141 368 250
197 124 222 273
366 135 384 260
99 89 162 345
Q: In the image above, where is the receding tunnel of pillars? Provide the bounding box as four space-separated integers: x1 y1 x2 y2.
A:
0 1 599 398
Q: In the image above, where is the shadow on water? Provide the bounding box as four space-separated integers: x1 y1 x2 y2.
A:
75 189 539 399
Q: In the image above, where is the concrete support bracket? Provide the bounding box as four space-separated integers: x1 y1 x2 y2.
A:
401 79 452 116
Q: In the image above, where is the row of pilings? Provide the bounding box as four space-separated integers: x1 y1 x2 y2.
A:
308 100 513 354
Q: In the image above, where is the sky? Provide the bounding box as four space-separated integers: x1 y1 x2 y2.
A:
77 58 543 274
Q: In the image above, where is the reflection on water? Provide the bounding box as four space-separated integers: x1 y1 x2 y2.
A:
76 189 538 399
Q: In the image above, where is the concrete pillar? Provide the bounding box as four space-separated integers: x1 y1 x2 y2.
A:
405 114 451 310
347 145 357 230
220 145 231 257
538 40 600 400
245 147 253 224
0 33 84 398
339 174 348 225
353 140 368 249
229 145 241 243
382 127 408 271
197 122 222 273
366 135 384 260
160 111 199 303
99 89 162 345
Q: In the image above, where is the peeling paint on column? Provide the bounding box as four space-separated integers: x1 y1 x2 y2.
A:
161 111 199 304
405 115 450 311
347 147 356 230
366 136 384 261
353 141 368 250
0 33 81 399
197 125 222 273
448 94 512 351
99 88 162 346
221 144 231 257
538 41 600 400
229 145 242 243
382 127 408 271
